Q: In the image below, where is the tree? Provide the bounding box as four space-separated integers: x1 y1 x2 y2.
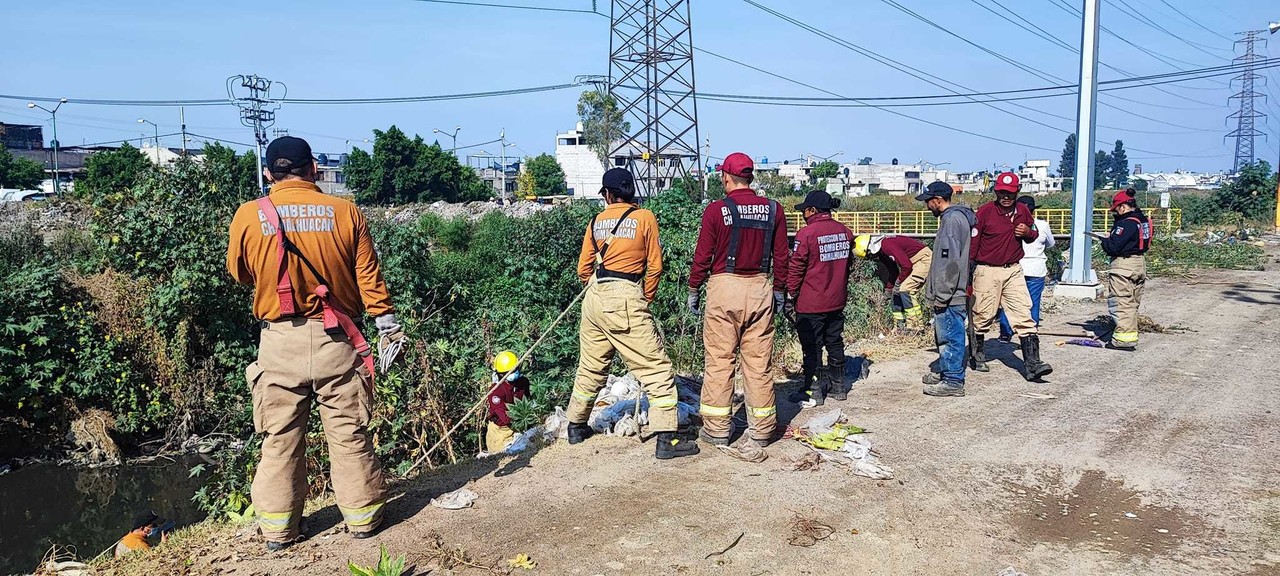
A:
343 125 490 205
1059 133 1077 178
525 153 566 196
753 171 796 197
1093 150 1110 190
577 91 630 167
810 160 840 180
80 143 153 198
1107 140 1129 188
0 148 45 189
516 170 536 198
1131 178 1149 193
857 157 873 165
1212 160 1276 221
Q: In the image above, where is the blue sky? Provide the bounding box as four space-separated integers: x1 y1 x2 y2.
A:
4 0 1278 173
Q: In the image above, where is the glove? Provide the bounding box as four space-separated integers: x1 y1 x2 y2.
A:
687 290 702 316
375 313 403 338
783 300 797 326
773 291 786 315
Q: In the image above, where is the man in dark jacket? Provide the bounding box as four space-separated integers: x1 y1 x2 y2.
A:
1090 189 1151 350
919 181 976 397
786 190 853 407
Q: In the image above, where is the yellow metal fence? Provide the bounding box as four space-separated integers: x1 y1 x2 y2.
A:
784 208 1181 236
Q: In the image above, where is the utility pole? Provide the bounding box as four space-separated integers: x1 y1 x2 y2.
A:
180 107 188 157
1227 31 1267 174
227 74 286 194
1271 21 1279 229
703 134 710 198
1060 0 1102 296
27 98 67 195
499 129 507 200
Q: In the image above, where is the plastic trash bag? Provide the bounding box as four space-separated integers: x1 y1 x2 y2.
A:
430 487 478 510
504 427 540 454
803 409 845 435
544 407 569 441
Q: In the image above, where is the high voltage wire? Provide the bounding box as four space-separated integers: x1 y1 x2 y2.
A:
1106 0 1232 58
409 0 599 14
1154 0 1234 43
0 83 583 108
1043 0 1220 73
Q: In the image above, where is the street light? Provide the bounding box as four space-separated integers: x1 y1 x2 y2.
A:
137 118 160 155
345 138 370 150
27 98 67 194
432 126 461 157
1272 21 1280 228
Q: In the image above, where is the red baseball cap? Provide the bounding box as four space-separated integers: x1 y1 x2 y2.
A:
1111 189 1135 209
994 171 1020 193
721 152 754 179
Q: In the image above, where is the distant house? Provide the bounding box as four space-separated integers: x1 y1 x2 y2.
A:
0 123 44 150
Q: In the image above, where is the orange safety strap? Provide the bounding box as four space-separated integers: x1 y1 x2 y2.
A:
255 196 376 386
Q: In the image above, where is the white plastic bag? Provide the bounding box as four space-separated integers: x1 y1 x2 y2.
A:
802 409 845 435
430 487 478 510
543 407 569 441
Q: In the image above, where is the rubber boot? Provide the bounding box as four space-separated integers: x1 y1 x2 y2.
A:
567 422 594 445
788 374 815 403
655 431 700 459
1020 334 1053 381
970 334 990 372
828 365 848 401
801 372 827 408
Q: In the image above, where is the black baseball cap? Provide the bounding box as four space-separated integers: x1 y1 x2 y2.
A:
794 190 836 211
600 167 635 196
915 180 953 201
265 136 314 174
131 510 167 531
1017 195 1037 211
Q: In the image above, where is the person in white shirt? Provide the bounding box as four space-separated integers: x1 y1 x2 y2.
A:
998 196 1055 342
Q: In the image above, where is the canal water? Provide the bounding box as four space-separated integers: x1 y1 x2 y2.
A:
0 458 207 575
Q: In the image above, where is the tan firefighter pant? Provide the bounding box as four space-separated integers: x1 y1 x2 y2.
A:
972 263 1036 337
1106 255 1147 346
567 279 679 432
485 421 515 453
700 273 777 442
897 248 932 328
247 319 385 542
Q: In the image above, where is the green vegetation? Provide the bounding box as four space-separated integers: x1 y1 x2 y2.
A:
577 90 629 166
79 143 154 198
810 160 840 180
0 147 45 189
343 126 490 205
348 545 407 576
524 153 567 196
1174 161 1276 227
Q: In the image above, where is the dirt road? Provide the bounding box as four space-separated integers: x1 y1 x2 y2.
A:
107 260 1280 576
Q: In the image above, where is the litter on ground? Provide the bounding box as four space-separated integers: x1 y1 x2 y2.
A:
430 487 479 510
716 440 768 463
790 409 894 480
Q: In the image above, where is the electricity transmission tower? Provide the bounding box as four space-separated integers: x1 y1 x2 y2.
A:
607 0 702 197
1227 31 1267 174
227 74 287 193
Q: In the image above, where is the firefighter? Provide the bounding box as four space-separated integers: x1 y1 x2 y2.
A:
565 168 698 460
688 152 790 447
1090 189 1151 350
485 350 531 453
786 190 853 407
227 136 401 550
969 172 1053 381
854 234 932 330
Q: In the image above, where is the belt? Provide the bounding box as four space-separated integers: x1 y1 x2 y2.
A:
596 268 643 282
977 262 1017 268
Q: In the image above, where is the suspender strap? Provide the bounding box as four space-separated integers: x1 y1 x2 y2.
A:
1124 216 1151 251
591 206 639 277
722 198 778 274
255 196 375 385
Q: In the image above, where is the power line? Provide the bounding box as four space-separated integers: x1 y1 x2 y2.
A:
1043 0 1219 72
1106 0 1232 58
409 0 599 14
280 82 581 104
1153 0 1234 42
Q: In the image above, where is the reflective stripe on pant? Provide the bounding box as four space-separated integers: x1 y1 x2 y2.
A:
972 263 1036 337
566 280 679 432
1106 255 1146 345
898 248 930 328
249 319 386 542
796 310 846 392
701 274 777 442
998 276 1045 338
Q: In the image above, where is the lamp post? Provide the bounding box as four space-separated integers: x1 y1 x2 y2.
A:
433 126 461 157
27 98 67 194
345 138 370 150
1061 0 1103 297
1272 21 1279 229
137 118 160 156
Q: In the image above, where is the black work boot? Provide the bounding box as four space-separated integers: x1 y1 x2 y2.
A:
828 365 848 401
567 422 594 445
801 373 827 408
922 371 942 385
1020 334 1053 381
788 375 815 403
655 431 700 459
970 335 990 372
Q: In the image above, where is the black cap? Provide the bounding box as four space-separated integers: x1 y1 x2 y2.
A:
265 136 314 174
1017 195 1037 212
131 510 166 531
915 180 953 201
600 167 635 197
794 190 836 211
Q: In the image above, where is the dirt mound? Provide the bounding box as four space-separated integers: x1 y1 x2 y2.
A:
374 200 556 224
0 200 89 234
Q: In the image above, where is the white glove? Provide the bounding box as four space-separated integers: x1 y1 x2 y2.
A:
375 314 403 337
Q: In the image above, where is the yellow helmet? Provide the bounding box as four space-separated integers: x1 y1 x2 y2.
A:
492 350 519 374
853 234 871 259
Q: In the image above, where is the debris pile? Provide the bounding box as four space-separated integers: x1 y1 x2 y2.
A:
583 373 701 437
375 200 556 225
791 409 894 480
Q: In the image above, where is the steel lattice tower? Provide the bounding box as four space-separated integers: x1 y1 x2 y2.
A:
1227 31 1268 173
608 0 702 197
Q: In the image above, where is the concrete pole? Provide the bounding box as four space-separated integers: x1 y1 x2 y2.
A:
1061 0 1102 293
